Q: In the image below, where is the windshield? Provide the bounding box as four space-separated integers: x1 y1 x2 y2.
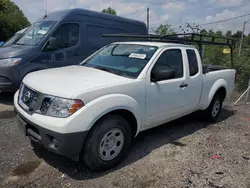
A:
16 21 56 46
81 44 158 78
3 34 21 46
3 27 28 47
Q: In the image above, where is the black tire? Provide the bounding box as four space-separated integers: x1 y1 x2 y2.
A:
202 93 223 122
81 114 132 171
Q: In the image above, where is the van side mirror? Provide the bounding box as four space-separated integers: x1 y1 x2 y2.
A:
151 66 175 82
46 37 58 51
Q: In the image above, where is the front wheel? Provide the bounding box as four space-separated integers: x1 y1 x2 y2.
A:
81 114 132 171
202 94 223 122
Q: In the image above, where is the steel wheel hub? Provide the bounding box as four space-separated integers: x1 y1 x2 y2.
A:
212 100 220 117
99 128 124 161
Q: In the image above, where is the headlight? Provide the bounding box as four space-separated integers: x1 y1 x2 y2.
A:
0 58 22 66
45 97 84 118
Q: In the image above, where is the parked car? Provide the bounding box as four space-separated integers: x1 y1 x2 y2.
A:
0 8 146 92
14 40 236 171
1 27 29 47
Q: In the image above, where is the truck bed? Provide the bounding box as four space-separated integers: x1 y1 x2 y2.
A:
202 64 229 74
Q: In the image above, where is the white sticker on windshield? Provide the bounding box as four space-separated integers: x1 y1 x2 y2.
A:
37 30 47 35
129 53 146 59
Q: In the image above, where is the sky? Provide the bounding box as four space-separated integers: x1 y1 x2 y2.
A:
12 0 250 34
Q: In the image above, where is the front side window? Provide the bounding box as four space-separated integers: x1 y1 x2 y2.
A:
81 44 158 78
16 21 56 46
52 23 79 49
152 49 183 80
186 49 199 76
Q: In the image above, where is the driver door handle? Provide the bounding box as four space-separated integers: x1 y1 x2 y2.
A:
180 83 188 88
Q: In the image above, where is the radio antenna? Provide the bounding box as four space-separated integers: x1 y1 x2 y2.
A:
44 0 48 18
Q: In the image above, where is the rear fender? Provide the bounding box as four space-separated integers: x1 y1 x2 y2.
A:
200 79 227 110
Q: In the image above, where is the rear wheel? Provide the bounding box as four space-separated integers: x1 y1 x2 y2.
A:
81 114 132 171
202 93 223 122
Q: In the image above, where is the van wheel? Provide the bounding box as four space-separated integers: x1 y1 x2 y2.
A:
81 114 132 171
202 93 223 122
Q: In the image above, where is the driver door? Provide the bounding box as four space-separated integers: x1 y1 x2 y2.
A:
145 48 189 128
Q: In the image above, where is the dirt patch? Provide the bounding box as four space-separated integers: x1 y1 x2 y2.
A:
136 178 156 188
171 141 187 147
0 111 15 119
11 160 42 177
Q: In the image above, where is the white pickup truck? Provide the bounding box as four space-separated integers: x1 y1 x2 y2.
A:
14 41 236 171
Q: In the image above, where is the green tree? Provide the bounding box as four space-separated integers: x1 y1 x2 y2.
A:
208 29 215 35
232 30 243 39
0 0 30 41
155 23 176 35
201 29 250 90
200 29 207 34
225 30 232 38
101 7 117 15
215 30 223 36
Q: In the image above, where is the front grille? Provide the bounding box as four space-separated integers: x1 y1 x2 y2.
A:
18 83 54 115
40 97 53 114
21 86 38 108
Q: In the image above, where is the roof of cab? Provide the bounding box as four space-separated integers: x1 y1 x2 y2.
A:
113 41 196 49
43 8 146 26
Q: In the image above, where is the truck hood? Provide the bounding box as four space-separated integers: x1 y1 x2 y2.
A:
23 65 132 98
0 45 34 59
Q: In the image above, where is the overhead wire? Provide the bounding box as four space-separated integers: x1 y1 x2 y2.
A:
201 13 250 26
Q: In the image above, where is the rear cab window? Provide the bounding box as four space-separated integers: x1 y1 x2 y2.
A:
186 49 199 76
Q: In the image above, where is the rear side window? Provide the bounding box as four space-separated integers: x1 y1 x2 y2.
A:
52 23 79 49
186 49 199 76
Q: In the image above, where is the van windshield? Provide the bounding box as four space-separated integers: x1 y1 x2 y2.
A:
81 44 158 78
16 21 56 46
3 34 21 47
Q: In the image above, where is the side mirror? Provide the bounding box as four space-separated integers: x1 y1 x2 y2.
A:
151 66 175 82
46 37 58 51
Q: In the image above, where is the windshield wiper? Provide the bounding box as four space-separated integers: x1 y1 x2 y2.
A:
95 66 120 75
87 65 131 78
15 43 25 45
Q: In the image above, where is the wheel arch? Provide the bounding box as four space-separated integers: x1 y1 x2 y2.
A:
208 79 227 103
88 109 139 138
200 79 227 110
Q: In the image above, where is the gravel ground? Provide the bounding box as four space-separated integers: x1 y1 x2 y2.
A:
0 91 250 188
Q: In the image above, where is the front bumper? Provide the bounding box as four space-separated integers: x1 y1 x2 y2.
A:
0 66 20 92
15 109 89 160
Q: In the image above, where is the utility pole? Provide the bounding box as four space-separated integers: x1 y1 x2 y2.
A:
238 20 249 56
147 7 149 34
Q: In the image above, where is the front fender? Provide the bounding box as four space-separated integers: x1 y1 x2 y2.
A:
84 94 142 134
